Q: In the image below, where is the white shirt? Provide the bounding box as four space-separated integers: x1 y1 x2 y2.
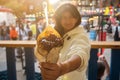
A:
34 26 91 80
57 26 91 80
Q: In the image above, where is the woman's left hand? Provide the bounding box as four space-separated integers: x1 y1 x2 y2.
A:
40 62 61 80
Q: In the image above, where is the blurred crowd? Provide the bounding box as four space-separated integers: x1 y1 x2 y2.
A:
1 14 120 42
0 18 55 41
83 15 120 41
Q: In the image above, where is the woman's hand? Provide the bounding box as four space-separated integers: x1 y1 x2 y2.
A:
40 62 61 80
39 55 81 80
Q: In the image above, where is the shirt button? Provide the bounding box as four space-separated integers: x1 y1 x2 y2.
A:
67 36 71 40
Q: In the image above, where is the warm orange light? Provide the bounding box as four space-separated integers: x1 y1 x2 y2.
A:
49 0 59 4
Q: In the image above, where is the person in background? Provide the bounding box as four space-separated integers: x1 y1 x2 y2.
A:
0 23 8 40
30 22 37 39
19 24 27 40
109 15 116 25
10 24 18 40
23 30 35 40
0 27 7 40
5 26 10 40
36 19 44 38
24 23 31 36
112 21 120 41
97 55 110 80
39 3 91 80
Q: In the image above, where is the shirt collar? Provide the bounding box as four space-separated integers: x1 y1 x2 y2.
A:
63 26 84 38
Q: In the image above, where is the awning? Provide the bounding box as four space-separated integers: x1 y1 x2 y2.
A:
0 7 13 13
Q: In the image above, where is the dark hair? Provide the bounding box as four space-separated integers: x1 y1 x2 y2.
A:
54 3 81 36
97 61 105 79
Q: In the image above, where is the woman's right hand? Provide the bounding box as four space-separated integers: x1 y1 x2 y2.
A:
40 62 62 80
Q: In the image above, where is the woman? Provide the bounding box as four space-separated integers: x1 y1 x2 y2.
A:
40 3 91 80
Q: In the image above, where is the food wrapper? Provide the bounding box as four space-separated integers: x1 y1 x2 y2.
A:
34 26 63 63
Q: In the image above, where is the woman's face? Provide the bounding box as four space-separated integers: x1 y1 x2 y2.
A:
61 11 78 32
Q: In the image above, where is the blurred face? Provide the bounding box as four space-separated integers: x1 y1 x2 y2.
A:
61 11 78 32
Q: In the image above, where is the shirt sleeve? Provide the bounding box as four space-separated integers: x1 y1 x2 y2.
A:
66 34 91 72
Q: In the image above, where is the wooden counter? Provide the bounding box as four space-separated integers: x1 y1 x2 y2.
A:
0 41 120 49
